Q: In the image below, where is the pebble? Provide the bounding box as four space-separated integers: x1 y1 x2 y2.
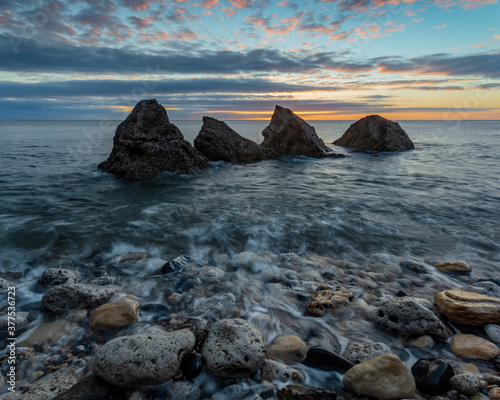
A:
411 358 455 396
196 266 224 283
451 334 500 360
343 340 392 364
489 387 500 400
485 324 500 344
277 384 337 399
161 255 197 274
29 370 44 383
90 296 139 329
435 260 472 273
88 275 116 285
263 359 303 382
449 373 482 396
302 347 354 372
413 335 436 350
306 289 353 317
0 277 15 289
266 335 309 365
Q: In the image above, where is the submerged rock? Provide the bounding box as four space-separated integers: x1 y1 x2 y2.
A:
263 359 304 382
485 324 500 343
375 296 453 339
201 318 266 378
343 341 392 364
98 99 210 178
342 354 416 399
436 260 472 274
277 384 337 399
91 329 195 386
39 268 80 286
411 358 455 396
449 373 482 396
400 260 427 273
261 105 344 158
266 335 309 365
307 289 353 317
0 277 14 289
90 296 139 330
161 255 197 274
194 116 277 162
434 289 500 326
333 115 414 151
41 284 120 314
450 334 500 360
53 374 112 400
302 347 354 372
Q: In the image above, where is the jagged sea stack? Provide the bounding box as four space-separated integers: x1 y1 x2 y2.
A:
194 116 278 162
261 105 344 158
333 115 414 151
98 99 210 178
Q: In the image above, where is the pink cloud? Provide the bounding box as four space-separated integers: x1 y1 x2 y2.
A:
230 0 250 8
223 7 237 17
277 0 289 5
199 0 219 8
435 23 448 29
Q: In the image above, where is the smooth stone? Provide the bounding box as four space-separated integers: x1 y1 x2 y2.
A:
107 252 148 265
451 334 500 360
0 277 14 289
18 319 70 346
375 296 453 339
263 359 304 382
52 374 112 400
449 373 481 396
411 358 456 395
0 311 30 330
30 370 44 382
333 114 414 151
201 318 266 378
196 266 224 283
194 116 278 162
436 261 472 274
342 354 416 399
161 255 197 274
188 292 236 316
88 276 116 286
91 329 195 386
90 296 139 330
306 289 353 317
168 381 201 400
485 324 500 343
261 105 343 158
463 281 500 299
277 384 337 400
66 309 88 323
39 268 80 286
343 341 392 364
302 347 354 372
401 260 427 273
434 290 500 326
413 335 436 350
180 352 204 380
42 284 121 314
98 99 210 178
266 335 309 365
489 387 500 400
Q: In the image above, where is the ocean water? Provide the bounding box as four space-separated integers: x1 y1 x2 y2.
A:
0 119 499 395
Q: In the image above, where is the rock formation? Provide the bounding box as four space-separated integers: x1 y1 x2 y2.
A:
333 115 414 151
98 99 210 178
261 105 344 158
194 116 277 162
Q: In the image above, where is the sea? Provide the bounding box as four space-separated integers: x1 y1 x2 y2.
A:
0 119 499 395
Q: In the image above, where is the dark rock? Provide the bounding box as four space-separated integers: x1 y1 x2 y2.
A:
41 284 121 314
411 358 455 396
98 99 210 178
462 281 500 298
180 352 204 380
333 115 414 151
161 255 197 274
88 276 116 286
493 355 500 371
53 374 112 400
375 296 453 339
39 268 80 286
343 341 392 364
261 105 344 158
302 347 353 372
400 260 427 273
194 116 278 162
277 384 337 400
0 277 15 289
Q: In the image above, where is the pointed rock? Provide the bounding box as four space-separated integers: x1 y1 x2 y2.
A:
333 115 414 151
261 105 344 158
194 116 278 162
98 99 210 178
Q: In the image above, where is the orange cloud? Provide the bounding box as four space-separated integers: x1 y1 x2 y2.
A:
435 24 448 29
200 0 218 8
223 7 237 17
230 0 249 8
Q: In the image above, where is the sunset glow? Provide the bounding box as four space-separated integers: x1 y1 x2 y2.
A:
0 0 499 120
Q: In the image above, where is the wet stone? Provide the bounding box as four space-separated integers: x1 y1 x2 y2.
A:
401 260 427 273
0 277 15 289
263 359 304 383
302 347 354 372
411 358 456 396
88 276 116 286
451 334 500 360
52 374 112 400
277 384 337 400
266 335 309 365
0 311 30 330
161 255 197 274
180 353 203 380
435 260 472 274
449 373 482 396
167 380 201 400
413 335 436 350
306 289 353 317
462 281 500 299
485 324 500 343
343 340 392 364
39 268 80 286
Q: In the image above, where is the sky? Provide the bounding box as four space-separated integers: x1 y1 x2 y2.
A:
0 0 499 120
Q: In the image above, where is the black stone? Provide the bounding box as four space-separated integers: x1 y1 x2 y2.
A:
411 358 455 396
492 356 500 371
181 353 204 380
161 255 196 274
302 347 353 372
277 384 337 400
396 290 409 297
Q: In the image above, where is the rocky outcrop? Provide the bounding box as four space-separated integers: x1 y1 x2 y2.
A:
194 116 277 162
333 115 414 151
261 105 344 158
91 329 195 386
342 354 416 399
434 289 500 325
201 318 266 377
98 99 210 178
41 284 120 314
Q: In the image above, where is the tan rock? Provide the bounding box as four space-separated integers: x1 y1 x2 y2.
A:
90 296 139 330
18 319 71 346
489 387 500 400
451 334 500 360
266 335 309 364
262 359 304 382
307 289 353 317
413 335 435 349
342 354 416 399
434 290 500 326
436 260 472 273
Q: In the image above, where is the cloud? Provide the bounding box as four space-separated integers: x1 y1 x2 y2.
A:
435 24 448 29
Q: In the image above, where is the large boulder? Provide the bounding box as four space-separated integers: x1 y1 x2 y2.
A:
91 329 195 386
333 115 414 151
98 99 210 178
261 105 344 158
194 116 277 162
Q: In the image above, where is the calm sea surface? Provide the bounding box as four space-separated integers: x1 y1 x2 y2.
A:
0 119 499 394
